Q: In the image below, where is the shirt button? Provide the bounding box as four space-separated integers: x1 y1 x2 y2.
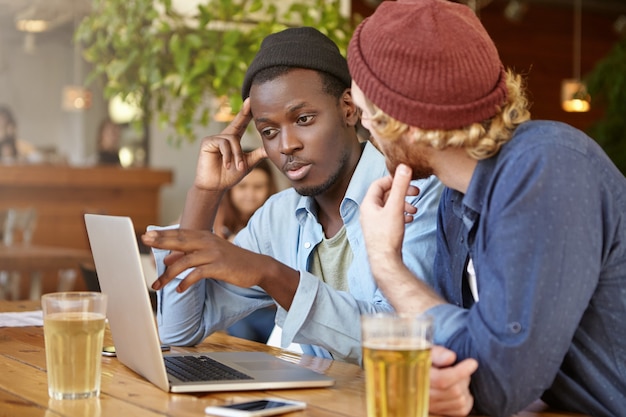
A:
304 242 311 249
508 322 522 333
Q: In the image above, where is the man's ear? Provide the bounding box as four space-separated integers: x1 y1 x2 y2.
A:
340 89 360 127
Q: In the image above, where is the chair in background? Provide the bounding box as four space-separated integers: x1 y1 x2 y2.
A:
0 210 12 299
0 207 37 300
0 207 82 300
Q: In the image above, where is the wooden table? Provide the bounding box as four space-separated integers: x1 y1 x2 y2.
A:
0 244 93 300
0 301 587 417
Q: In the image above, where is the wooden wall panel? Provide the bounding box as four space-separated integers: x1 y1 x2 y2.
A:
479 1 620 133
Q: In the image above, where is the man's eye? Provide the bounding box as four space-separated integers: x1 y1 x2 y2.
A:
297 115 314 124
261 128 278 138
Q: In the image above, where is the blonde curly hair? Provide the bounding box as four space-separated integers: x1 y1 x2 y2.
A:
364 70 531 160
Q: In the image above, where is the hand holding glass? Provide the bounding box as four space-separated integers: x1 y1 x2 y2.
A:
42 292 107 400
361 313 433 417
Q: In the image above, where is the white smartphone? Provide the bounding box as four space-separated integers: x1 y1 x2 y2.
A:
204 398 306 417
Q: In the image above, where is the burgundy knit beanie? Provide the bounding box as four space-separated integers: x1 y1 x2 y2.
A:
347 0 508 130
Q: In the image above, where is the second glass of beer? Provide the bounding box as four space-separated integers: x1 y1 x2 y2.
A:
42 292 107 400
361 313 433 417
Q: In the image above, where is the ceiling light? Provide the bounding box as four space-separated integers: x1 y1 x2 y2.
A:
16 19 49 33
561 0 590 112
561 80 590 112
62 86 92 111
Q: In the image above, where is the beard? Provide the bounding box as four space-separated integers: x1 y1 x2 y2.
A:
293 147 351 197
381 141 434 180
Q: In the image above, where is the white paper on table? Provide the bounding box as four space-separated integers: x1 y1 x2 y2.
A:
0 310 43 327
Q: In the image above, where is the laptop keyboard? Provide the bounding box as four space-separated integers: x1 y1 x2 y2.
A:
164 355 254 382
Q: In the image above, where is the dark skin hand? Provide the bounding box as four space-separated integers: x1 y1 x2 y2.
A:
188 103 264 195
142 224 300 310
180 99 267 233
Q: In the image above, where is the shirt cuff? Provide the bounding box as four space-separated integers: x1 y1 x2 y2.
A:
275 270 319 347
426 303 469 347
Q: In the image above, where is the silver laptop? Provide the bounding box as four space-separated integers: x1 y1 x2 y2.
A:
84 213 334 393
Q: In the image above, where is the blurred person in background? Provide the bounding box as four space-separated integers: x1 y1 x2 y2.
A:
0 106 41 164
213 158 278 241
95 117 122 165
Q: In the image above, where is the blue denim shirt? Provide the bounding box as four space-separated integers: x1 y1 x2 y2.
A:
428 121 626 416
152 142 444 364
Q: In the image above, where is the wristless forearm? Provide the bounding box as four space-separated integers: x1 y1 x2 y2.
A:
180 186 224 230
371 255 444 315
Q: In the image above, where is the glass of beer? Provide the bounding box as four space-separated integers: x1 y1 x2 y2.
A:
42 292 107 400
361 313 433 417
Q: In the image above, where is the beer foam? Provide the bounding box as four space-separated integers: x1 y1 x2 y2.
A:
362 338 432 350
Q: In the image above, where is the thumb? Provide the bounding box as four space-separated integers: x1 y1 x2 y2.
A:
431 345 456 367
455 358 479 377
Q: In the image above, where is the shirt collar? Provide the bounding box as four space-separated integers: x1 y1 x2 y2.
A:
463 153 498 215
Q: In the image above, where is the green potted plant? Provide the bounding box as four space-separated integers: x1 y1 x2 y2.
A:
584 34 626 175
75 0 356 152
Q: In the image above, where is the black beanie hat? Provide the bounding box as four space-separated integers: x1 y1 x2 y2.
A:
241 27 351 100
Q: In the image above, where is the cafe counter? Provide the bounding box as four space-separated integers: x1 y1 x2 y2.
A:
0 164 172 251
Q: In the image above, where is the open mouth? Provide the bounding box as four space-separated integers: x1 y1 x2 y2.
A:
284 163 311 181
